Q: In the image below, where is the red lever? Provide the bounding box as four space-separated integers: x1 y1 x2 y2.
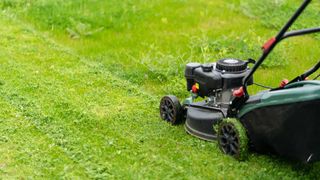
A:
262 37 276 53
191 84 199 93
233 87 244 97
279 79 289 88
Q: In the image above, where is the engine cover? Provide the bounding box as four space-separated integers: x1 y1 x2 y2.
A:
184 59 252 97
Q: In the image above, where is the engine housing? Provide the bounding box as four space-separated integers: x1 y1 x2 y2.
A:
185 59 253 101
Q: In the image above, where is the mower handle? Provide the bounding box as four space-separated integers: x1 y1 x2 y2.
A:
288 60 320 84
242 0 312 93
281 27 320 41
229 0 315 115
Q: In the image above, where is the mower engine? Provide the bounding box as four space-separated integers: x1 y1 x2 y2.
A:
185 59 252 109
183 59 252 140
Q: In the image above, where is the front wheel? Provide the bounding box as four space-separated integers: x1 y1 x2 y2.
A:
159 95 183 125
217 118 248 160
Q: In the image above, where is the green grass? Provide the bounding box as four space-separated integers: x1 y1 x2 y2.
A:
0 0 319 178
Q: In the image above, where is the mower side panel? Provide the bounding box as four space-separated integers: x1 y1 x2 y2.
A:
238 81 320 162
239 81 320 118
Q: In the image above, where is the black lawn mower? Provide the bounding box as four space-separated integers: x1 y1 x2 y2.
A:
159 0 320 162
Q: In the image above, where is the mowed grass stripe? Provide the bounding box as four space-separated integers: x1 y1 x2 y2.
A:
0 13 237 179
0 96 88 178
0 14 168 178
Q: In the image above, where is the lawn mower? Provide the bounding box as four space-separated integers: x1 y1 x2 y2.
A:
159 0 320 162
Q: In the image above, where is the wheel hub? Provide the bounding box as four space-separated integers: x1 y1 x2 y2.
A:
159 95 182 125
219 124 240 156
160 99 174 121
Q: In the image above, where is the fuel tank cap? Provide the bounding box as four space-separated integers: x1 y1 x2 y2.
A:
216 58 247 72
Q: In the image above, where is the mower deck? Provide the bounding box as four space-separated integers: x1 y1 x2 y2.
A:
184 101 224 141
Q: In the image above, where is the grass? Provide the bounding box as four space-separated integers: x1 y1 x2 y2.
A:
0 0 319 178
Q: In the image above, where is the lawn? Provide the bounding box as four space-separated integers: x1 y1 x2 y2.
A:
0 0 319 178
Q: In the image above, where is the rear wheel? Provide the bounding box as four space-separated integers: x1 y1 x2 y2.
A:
217 118 248 160
159 95 183 125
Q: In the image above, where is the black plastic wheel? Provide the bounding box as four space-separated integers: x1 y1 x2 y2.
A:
159 95 182 125
217 118 248 160
216 59 247 72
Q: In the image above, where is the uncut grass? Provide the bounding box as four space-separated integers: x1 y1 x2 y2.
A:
239 0 320 31
1 0 265 96
1 12 320 179
3 0 319 97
